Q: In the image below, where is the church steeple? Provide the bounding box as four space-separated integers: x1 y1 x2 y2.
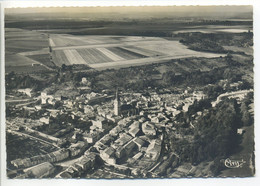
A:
114 89 120 116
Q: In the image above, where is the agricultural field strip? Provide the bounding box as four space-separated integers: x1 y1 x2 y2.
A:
52 50 70 66
121 46 161 57
96 47 125 61
89 53 226 69
18 48 49 56
108 47 142 60
50 34 161 45
6 54 43 66
49 38 56 47
63 49 86 65
77 48 112 64
61 35 103 44
52 36 87 47
51 39 166 51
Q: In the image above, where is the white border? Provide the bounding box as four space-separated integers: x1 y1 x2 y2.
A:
1 1 259 186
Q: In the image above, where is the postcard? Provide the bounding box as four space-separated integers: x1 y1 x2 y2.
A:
1 1 258 185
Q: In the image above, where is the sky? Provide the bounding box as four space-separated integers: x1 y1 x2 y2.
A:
5 6 253 20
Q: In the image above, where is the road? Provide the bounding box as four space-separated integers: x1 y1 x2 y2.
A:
6 98 32 103
212 89 253 107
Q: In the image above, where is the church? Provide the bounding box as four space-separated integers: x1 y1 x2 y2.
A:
114 90 139 117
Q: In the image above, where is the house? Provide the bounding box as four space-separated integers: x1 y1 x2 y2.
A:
68 141 87 157
115 146 126 159
78 153 96 171
91 116 108 130
123 140 137 155
237 128 245 135
142 122 157 136
128 121 141 137
83 131 102 144
41 92 54 104
81 77 90 85
11 158 30 168
111 133 132 149
99 134 114 145
109 125 123 136
39 116 50 124
133 137 146 150
100 147 116 164
146 139 161 160
17 88 32 97
94 141 108 152
151 116 165 124
129 127 141 137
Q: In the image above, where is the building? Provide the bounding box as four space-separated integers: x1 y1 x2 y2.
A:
114 90 139 116
114 90 120 116
91 116 108 130
11 148 69 169
39 116 50 124
142 122 157 136
146 139 162 160
17 88 32 97
112 133 133 149
133 137 146 150
68 141 87 157
120 104 139 116
100 147 116 164
123 140 137 155
128 121 141 137
83 131 101 144
41 92 54 104
23 162 55 178
237 128 245 135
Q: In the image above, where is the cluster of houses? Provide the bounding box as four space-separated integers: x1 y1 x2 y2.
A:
11 148 70 169
11 140 88 169
56 152 97 178
8 77 212 178
90 116 163 167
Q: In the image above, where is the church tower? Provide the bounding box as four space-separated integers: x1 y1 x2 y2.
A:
114 89 120 116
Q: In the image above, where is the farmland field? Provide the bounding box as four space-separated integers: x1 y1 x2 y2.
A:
50 34 226 68
5 28 53 73
5 28 48 53
5 28 233 71
5 28 227 71
27 54 55 67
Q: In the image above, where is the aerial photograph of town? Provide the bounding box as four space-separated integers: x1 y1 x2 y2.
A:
4 6 254 179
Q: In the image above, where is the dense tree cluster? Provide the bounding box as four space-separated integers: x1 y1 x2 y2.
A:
170 99 242 169
240 92 254 126
5 72 45 91
179 32 253 53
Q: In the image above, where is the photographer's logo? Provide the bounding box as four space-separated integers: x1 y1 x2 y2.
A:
224 158 246 168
